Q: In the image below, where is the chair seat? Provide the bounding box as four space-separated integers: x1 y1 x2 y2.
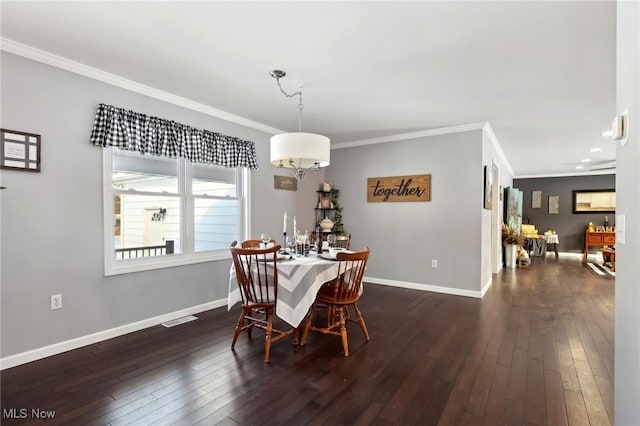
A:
315 285 359 305
300 247 370 357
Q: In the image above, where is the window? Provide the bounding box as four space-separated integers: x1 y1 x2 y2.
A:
103 148 248 275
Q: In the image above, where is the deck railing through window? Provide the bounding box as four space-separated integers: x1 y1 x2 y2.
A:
115 240 175 260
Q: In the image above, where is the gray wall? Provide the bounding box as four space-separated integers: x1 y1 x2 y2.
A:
0 52 296 358
482 131 515 283
514 174 615 253
326 130 502 294
615 1 640 423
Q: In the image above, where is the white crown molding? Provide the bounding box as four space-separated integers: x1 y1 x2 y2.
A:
2 38 525 176
515 170 616 179
482 123 515 177
331 122 486 150
0 38 283 136
0 298 228 370
331 122 517 179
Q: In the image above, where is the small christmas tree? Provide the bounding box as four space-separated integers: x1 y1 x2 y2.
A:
331 188 345 235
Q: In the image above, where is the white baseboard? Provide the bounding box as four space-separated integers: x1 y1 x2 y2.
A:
0 298 228 371
365 276 483 299
481 277 494 297
1 273 506 370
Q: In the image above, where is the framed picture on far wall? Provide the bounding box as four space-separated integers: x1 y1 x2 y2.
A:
532 190 542 208
273 175 297 191
548 195 560 214
1 128 41 172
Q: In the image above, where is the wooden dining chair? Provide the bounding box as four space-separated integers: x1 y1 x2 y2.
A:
301 247 370 356
240 239 277 249
334 234 351 249
230 244 295 362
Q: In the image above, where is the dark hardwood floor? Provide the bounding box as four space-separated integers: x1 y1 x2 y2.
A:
1 254 614 425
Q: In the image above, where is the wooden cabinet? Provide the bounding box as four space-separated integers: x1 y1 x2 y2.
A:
583 230 615 262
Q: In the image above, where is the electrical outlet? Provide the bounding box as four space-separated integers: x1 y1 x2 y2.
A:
50 294 62 310
431 260 438 268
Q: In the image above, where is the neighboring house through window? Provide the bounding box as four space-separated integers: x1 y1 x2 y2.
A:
91 104 256 275
103 148 248 275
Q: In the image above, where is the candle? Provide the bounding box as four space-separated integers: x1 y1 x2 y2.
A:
283 211 287 233
293 216 297 237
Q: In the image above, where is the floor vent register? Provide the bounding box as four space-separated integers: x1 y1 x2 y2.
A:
161 315 198 328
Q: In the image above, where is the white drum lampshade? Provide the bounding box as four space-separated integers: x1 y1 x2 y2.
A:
270 132 330 170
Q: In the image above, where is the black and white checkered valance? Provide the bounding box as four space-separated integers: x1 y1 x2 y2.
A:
90 104 258 169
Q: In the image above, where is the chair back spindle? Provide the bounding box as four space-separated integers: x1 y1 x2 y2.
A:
229 244 293 362
330 250 368 303
231 245 280 306
334 234 351 249
301 247 371 356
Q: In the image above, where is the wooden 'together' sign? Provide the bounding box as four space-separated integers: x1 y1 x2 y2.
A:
367 174 431 202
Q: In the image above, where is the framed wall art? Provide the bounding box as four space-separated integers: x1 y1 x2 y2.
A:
0 128 41 172
274 175 297 191
572 189 615 213
548 195 560 214
367 174 431 203
532 190 542 208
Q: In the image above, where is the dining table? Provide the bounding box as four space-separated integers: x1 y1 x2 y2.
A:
227 252 349 328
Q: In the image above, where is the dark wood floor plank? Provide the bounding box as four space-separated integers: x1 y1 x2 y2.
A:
479 363 510 425
515 308 531 351
564 315 590 365
378 354 438 422
507 346 528 401
571 313 612 379
459 411 483 425
528 316 544 361
503 396 526 426
0 256 614 425
438 389 470 426
564 389 591 426
464 349 500 417
556 341 582 394
504 345 528 426
454 341 488 393
602 357 615 382
594 374 614 425
525 358 546 425
542 323 560 373
496 310 519 367
352 400 387 426
545 369 569 426
573 359 612 426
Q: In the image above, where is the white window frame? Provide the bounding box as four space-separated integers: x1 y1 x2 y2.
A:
102 147 250 276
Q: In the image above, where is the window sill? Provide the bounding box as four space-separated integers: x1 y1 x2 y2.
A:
105 250 231 276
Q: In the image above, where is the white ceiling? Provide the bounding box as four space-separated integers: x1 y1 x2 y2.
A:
0 1 617 177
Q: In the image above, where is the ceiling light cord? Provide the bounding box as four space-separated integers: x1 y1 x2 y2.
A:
269 69 330 181
274 75 304 133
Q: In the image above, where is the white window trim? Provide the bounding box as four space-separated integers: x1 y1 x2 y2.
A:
102 147 250 276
